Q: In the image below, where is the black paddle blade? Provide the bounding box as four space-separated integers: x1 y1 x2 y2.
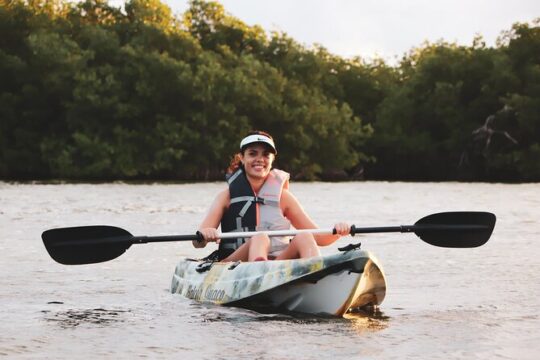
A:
42 226 134 265
413 212 496 248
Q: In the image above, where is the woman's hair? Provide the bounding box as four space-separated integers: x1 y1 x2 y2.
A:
227 130 274 174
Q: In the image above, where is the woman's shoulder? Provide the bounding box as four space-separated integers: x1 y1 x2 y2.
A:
206 187 229 209
280 187 292 199
280 188 300 208
216 187 230 201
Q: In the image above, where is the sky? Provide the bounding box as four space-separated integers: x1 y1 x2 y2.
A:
119 0 538 63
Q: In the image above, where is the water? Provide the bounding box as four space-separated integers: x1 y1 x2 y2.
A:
1 181 539 359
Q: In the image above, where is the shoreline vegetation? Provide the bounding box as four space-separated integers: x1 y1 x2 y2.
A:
1 0 539 182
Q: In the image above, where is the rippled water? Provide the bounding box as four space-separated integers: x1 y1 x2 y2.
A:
1 181 539 359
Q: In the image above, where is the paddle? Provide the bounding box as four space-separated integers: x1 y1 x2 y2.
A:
42 211 496 265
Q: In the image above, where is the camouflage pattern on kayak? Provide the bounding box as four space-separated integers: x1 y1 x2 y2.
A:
171 248 386 317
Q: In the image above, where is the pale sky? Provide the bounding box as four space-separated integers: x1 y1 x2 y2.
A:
117 0 539 63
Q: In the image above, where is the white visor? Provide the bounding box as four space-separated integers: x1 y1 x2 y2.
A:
240 134 277 154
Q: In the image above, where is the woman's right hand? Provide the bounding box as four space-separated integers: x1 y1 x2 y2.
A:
193 228 221 248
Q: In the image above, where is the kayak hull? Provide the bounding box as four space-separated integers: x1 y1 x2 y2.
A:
171 249 386 317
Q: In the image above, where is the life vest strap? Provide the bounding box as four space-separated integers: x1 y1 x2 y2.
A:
230 195 278 218
226 169 243 184
229 195 258 204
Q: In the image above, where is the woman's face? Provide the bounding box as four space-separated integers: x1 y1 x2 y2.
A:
241 144 275 179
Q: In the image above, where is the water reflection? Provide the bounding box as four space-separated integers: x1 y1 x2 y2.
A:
190 301 389 333
344 307 390 333
42 308 131 328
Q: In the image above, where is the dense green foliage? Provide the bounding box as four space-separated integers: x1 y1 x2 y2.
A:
1 0 538 181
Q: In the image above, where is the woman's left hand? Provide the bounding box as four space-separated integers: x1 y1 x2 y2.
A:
333 222 351 236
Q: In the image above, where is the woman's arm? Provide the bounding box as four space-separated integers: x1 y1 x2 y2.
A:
193 188 229 248
281 189 349 246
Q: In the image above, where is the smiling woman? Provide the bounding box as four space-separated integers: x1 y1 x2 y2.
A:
193 130 351 261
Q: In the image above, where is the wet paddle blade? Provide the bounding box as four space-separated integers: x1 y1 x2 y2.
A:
414 212 496 248
42 226 134 265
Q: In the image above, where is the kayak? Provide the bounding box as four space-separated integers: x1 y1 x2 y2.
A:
170 247 386 317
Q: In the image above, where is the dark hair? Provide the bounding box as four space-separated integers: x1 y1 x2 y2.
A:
227 130 275 174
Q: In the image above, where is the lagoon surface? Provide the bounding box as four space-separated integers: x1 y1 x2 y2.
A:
1 181 539 359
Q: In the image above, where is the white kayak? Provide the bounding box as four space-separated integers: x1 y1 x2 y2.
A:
170 247 386 317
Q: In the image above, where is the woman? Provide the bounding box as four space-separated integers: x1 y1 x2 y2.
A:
194 130 350 262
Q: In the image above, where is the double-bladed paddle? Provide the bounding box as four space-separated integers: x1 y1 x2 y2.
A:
42 211 496 265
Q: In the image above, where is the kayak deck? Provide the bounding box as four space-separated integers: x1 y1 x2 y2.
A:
171 248 386 317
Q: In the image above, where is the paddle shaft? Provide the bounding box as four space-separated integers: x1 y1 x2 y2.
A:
130 224 491 243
